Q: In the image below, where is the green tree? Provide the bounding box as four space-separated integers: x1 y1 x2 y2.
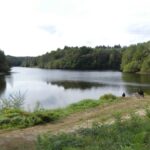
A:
0 50 9 72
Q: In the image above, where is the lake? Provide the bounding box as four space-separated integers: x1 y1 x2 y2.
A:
0 67 150 110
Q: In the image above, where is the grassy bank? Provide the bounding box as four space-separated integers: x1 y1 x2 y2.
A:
0 95 150 150
36 111 150 150
0 94 119 129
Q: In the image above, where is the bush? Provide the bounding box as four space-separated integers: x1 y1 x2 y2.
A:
100 94 118 104
36 115 150 150
0 94 120 129
10 116 24 126
34 111 60 122
0 92 25 110
0 116 10 125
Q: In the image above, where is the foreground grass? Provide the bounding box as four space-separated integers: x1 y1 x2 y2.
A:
0 94 119 129
0 95 150 150
36 113 150 150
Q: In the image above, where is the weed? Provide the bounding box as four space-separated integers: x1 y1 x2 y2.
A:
36 117 150 150
0 94 119 129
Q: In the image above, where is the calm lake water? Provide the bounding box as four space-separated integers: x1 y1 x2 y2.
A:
0 67 150 110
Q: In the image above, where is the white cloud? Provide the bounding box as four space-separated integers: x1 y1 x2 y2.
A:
0 0 150 56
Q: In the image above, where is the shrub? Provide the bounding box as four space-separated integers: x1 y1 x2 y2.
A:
0 94 120 129
100 94 118 104
100 94 117 100
10 116 23 126
0 92 25 110
145 107 150 118
34 111 60 122
36 116 150 150
0 116 10 125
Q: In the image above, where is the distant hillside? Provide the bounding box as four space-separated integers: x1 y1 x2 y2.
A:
7 41 150 73
6 55 35 67
21 45 122 70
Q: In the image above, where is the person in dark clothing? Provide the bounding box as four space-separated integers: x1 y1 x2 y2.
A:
138 89 144 97
122 92 125 97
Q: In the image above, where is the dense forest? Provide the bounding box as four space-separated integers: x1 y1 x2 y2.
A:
16 45 122 70
6 41 150 73
121 41 150 73
7 55 33 67
0 50 9 73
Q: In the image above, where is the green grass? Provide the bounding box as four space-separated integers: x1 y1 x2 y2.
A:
36 112 150 150
0 94 119 129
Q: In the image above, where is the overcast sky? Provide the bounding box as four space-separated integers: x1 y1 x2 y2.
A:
0 0 150 56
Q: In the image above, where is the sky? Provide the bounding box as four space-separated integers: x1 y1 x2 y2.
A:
0 0 150 56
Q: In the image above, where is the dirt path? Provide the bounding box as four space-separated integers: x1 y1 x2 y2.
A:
0 96 149 150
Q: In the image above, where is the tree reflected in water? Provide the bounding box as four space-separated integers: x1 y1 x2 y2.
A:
50 81 105 90
122 73 150 95
0 75 6 96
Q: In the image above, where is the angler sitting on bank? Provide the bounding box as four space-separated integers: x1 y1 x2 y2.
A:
138 89 144 98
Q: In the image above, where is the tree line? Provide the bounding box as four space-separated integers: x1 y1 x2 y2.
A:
0 50 9 73
121 41 150 73
6 41 150 73
21 45 122 70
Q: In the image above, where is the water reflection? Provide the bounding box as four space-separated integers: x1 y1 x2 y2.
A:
122 73 150 84
0 67 150 109
50 80 105 90
122 73 150 94
0 75 6 96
